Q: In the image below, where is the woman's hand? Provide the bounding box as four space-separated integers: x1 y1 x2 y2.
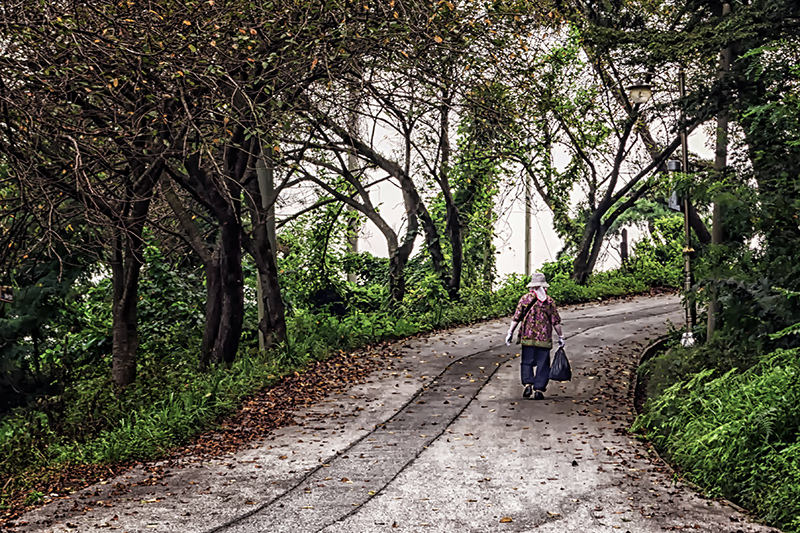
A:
506 321 518 346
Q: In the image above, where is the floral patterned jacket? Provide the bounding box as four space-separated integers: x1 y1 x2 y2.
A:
512 293 561 348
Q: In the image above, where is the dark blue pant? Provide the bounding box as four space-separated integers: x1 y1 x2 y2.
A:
521 346 550 391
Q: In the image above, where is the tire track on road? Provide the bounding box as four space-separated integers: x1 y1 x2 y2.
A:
205 347 507 533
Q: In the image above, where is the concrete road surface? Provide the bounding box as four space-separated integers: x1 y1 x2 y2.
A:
14 294 780 533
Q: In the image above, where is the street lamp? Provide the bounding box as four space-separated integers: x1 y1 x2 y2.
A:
626 71 695 347
626 84 653 104
677 67 696 348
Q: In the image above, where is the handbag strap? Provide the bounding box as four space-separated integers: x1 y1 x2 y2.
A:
516 296 538 341
519 294 540 322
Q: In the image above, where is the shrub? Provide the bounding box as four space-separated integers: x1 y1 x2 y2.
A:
634 348 800 532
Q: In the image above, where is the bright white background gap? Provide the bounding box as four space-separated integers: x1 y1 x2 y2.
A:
349 131 712 280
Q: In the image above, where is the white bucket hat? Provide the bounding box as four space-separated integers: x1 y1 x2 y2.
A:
526 272 549 289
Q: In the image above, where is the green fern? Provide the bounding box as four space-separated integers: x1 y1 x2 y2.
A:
769 287 800 339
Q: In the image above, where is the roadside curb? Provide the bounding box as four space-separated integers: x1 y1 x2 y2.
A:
633 335 669 415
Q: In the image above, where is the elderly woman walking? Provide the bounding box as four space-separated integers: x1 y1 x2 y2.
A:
505 273 564 400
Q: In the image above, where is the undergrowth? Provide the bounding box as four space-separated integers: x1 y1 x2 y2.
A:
635 347 800 532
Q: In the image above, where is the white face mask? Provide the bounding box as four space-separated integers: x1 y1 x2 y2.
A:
533 287 547 301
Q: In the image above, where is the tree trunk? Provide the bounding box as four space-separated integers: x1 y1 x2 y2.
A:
172 152 247 366
200 247 222 368
571 213 605 285
109 163 160 387
243 178 287 349
254 252 286 349
708 3 733 340
416 202 450 287
367 213 406 304
445 199 463 297
161 180 223 367
621 228 629 264
212 220 244 365
581 225 607 283
346 86 361 284
255 142 280 351
438 90 463 297
384 186 418 306
110 229 142 387
687 203 712 245
388 247 406 304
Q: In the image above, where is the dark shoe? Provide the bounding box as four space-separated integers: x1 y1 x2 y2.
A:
523 385 532 398
533 391 545 401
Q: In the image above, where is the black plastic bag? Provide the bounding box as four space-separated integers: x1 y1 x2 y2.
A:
550 346 572 382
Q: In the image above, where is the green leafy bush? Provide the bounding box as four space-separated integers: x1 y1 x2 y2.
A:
0 348 286 473
634 348 800 532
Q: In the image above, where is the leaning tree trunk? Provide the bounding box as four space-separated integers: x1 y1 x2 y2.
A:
571 214 606 285
415 201 450 288
585 224 607 278
389 188 419 304
438 87 464 298
161 182 223 368
356 207 405 305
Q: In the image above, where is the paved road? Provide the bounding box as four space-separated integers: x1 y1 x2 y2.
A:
16 295 780 532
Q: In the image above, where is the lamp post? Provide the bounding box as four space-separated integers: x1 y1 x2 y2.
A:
666 158 696 347
677 67 695 347
627 70 695 347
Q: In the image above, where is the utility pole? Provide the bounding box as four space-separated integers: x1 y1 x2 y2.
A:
708 2 732 340
524 169 532 277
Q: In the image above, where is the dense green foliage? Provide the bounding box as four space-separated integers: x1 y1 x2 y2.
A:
637 290 800 533
634 347 800 532
615 4 800 530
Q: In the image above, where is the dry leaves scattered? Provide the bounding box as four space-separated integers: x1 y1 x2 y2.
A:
1 342 395 530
